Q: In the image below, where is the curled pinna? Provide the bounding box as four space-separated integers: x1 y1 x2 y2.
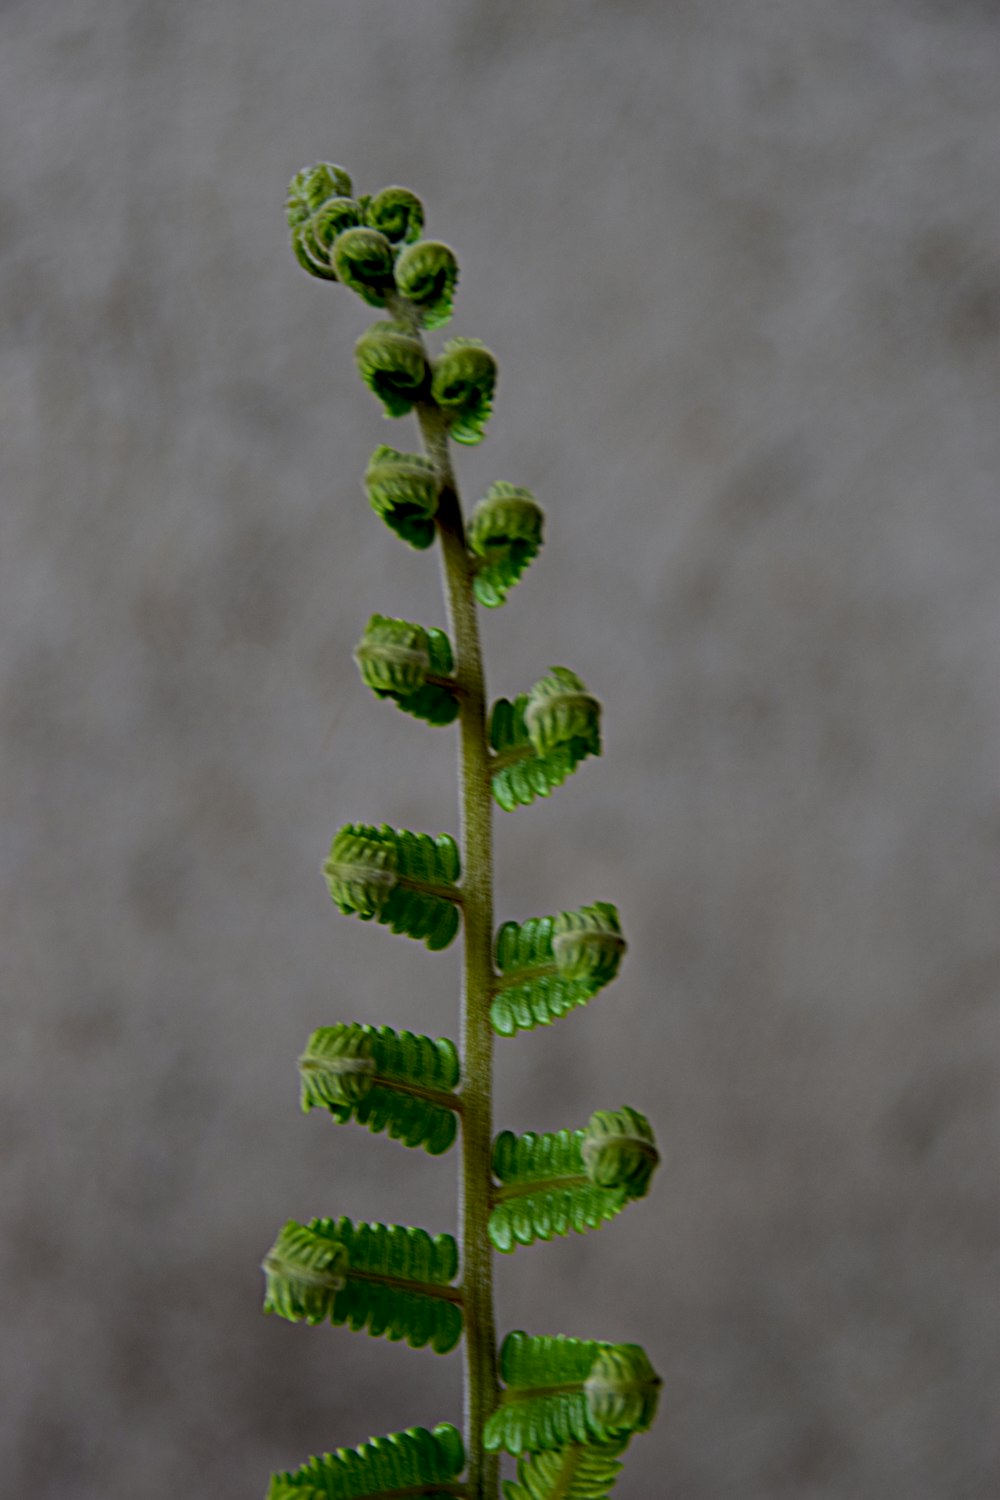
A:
581 1106 659 1199
363 445 439 549
354 614 459 726
286 162 359 280
363 185 425 245
331 227 397 306
468 481 544 607
431 337 498 444
324 823 461 950
354 322 430 418
394 239 460 329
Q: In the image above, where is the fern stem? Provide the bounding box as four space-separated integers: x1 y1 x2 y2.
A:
389 295 500 1500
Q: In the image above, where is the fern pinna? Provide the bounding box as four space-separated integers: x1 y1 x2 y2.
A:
263 162 662 1500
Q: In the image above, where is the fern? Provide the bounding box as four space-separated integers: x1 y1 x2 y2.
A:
263 1216 463 1353
484 1334 661 1457
274 161 663 1499
491 903 625 1037
488 670 600 812
324 823 461 950
354 614 460 726
489 1108 658 1252
502 1437 629 1500
268 1421 465 1500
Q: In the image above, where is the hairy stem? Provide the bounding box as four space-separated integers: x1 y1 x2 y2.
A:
390 296 499 1500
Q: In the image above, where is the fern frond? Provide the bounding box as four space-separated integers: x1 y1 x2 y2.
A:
299 1023 461 1155
324 824 461 950
468 483 544 607
263 1216 463 1353
354 615 460 727
268 1421 465 1500
488 671 600 812
502 1437 629 1500
491 903 625 1037
364 445 440 551
484 1333 661 1456
489 1106 657 1251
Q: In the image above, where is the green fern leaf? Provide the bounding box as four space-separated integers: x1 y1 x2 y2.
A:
268 1420 465 1499
489 1107 658 1251
488 670 600 812
468 482 544 607
484 1333 661 1457
491 903 625 1037
354 615 460 727
262 1216 463 1353
299 1023 461 1155
324 824 462 950
502 1437 629 1500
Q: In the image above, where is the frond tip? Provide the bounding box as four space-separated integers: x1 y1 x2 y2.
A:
263 1215 463 1353
324 823 461 950
354 615 460 726
489 1107 658 1251
268 1421 465 1500
468 483 545 607
491 902 625 1037
364 445 440 549
299 1023 461 1155
488 670 601 812
485 1332 661 1456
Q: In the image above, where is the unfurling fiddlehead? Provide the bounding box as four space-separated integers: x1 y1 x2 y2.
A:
489 1107 659 1252
323 823 461 950
491 902 625 1037
484 1334 661 1455
488 669 601 812
299 1023 461 1155
354 614 460 726
364 445 440 549
469 483 545 608
264 1215 463 1352
268 161 661 1500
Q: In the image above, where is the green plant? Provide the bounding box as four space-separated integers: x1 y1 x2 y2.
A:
262 162 662 1500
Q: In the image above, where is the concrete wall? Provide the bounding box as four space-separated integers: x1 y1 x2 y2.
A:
2 3 998 1496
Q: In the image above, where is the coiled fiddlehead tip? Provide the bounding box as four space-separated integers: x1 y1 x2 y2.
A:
431 337 498 445
364 444 440 549
552 900 625 988
354 321 430 419
582 1106 659 1199
469 481 545 607
525 667 602 761
286 164 360 281
364 185 425 245
331 226 397 307
395 239 460 330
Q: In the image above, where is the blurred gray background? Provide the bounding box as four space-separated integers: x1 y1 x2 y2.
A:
2 3 999 1497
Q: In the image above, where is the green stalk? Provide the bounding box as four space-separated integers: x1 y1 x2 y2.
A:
390 296 500 1500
